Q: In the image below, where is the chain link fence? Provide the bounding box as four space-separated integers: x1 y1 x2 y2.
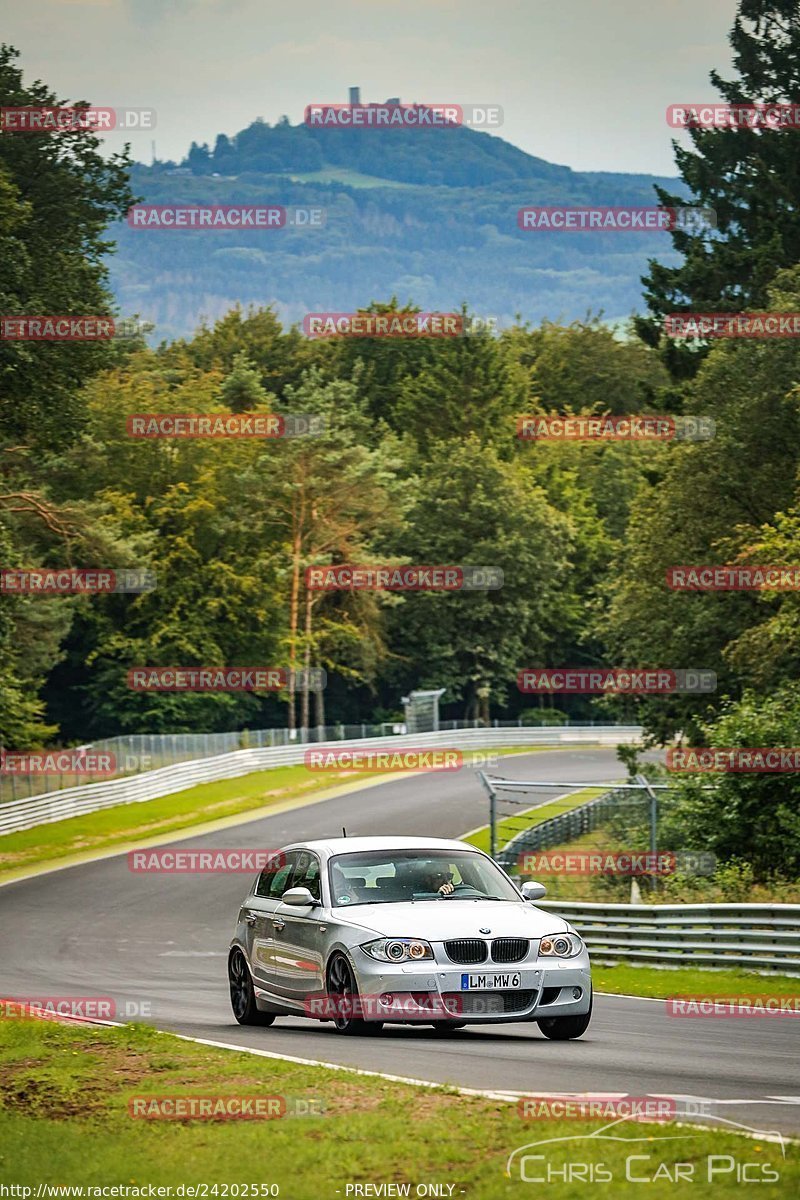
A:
496 789 624 871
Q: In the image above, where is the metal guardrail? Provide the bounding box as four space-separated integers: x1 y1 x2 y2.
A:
541 900 800 974
0 725 642 837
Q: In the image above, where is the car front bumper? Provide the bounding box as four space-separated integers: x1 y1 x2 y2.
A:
348 949 592 1024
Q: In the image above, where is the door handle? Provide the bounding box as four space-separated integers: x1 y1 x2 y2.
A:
245 912 257 926
272 919 286 932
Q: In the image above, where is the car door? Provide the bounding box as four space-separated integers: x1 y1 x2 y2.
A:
269 849 326 1003
243 852 298 989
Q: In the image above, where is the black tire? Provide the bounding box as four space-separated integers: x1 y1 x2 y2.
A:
326 952 382 1035
431 1021 467 1033
229 947 276 1026
537 993 592 1040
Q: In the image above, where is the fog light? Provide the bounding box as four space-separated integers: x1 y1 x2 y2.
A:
379 993 394 1006
572 987 582 1000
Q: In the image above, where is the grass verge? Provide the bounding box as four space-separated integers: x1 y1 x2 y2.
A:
0 746 544 883
593 963 800 997
0 1017 793 1197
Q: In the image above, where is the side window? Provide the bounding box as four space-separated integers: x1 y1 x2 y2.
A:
292 851 322 901
255 850 294 897
268 852 298 899
255 866 277 897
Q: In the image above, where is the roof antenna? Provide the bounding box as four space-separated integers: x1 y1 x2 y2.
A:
342 826 347 837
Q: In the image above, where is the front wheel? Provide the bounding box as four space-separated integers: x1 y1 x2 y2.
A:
229 948 276 1026
326 952 382 1035
537 993 592 1040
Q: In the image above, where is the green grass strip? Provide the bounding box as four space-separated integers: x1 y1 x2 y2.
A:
0 1017 793 1196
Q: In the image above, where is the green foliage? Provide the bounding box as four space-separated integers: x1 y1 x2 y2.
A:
219 352 269 412
0 44 135 747
713 857 757 901
639 1 800 370
0 44 136 448
384 436 573 719
519 707 569 726
196 114 580 188
602 265 800 741
659 685 800 879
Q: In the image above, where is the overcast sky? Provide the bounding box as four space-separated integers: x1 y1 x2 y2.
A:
1 0 738 175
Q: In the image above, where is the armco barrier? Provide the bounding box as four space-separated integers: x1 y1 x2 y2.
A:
0 726 641 836
541 900 800 974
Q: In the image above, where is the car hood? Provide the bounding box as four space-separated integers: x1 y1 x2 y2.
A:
335 899 567 940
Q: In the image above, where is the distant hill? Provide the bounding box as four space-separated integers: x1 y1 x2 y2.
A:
109 116 688 341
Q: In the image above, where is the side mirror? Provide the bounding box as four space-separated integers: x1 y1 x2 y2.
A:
521 881 547 901
281 886 318 907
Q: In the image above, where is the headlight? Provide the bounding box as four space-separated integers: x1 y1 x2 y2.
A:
361 938 434 963
538 932 583 958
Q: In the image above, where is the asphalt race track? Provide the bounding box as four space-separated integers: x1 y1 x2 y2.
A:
1 748 798 1137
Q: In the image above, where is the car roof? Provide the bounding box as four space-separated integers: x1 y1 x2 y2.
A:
282 836 481 856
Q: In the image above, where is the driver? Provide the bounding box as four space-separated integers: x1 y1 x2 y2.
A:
417 864 455 896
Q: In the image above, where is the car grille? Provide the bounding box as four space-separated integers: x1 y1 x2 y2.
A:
441 990 536 1015
491 937 529 963
443 939 488 964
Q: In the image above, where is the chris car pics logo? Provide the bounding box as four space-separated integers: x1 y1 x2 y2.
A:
506 1112 784 1184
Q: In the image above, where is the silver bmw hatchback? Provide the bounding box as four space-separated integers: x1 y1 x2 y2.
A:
228 835 592 1038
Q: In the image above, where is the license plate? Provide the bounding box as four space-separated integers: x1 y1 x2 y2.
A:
461 972 521 990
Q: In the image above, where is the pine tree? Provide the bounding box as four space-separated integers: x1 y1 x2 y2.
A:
219 352 268 412
636 1 800 375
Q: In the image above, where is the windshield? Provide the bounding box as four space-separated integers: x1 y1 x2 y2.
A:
327 849 520 907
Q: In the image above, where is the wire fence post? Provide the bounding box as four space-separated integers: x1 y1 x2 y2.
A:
636 773 658 859
636 772 660 890
477 771 498 860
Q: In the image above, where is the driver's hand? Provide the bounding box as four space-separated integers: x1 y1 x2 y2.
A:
437 881 455 895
